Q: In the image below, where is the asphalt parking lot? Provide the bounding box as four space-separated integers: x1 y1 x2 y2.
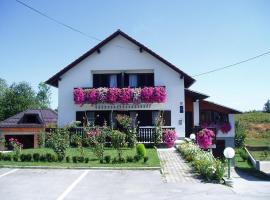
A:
0 168 269 200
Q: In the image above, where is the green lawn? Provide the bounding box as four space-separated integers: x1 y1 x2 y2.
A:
249 150 270 161
246 138 270 147
0 147 160 168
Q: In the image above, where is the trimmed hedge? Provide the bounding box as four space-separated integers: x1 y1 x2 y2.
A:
178 142 225 181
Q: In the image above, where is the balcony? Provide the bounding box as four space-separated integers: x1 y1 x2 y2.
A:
73 86 167 106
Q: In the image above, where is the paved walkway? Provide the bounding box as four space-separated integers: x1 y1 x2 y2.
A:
157 148 201 183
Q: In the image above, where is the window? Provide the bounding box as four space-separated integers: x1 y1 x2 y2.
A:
200 110 229 124
128 74 138 87
109 74 118 87
20 114 41 124
162 111 171 126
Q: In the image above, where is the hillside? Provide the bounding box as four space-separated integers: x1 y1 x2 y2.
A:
235 112 270 147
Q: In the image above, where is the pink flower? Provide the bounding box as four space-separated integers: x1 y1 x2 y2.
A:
141 87 154 103
153 86 167 103
220 122 231 133
118 88 132 103
163 129 177 148
197 128 215 149
88 88 98 104
87 129 101 137
97 88 108 103
107 88 120 104
74 88 85 104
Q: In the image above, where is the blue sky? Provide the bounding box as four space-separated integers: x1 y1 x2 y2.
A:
1 0 269 111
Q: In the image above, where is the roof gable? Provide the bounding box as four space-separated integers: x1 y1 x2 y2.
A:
45 30 195 88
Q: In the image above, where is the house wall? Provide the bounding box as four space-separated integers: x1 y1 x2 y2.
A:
58 35 185 137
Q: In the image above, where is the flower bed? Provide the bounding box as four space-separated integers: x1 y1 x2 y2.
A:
178 142 225 181
74 86 167 105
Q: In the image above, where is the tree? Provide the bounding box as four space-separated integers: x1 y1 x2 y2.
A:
0 82 38 120
263 100 270 113
0 78 8 120
36 82 51 108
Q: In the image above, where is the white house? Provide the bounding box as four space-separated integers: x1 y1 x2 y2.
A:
46 30 241 156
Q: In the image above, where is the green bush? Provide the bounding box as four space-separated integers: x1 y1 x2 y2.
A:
33 153 40 162
133 154 141 162
136 143 146 158
72 156 77 163
77 156 84 163
85 157 89 163
13 154 19 162
178 142 225 181
104 155 111 163
118 157 125 163
39 154 47 162
235 121 247 148
238 148 248 161
20 154 32 162
46 153 55 162
0 153 2 160
112 157 118 164
66 156 70 163
111 130 126 160
143 156 149 163
3 154 12 161
126 156 134 163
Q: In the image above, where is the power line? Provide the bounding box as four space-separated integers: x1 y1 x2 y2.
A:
15 0 137 51
193 50 270 77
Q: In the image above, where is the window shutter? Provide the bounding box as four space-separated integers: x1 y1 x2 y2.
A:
163 110 171 126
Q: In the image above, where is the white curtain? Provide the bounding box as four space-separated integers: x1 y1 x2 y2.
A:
129 74 138 87
109 74 117 87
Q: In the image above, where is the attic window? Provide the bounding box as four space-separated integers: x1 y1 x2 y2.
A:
20 114 41 124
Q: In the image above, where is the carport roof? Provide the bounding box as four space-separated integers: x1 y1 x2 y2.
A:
0 109 57 128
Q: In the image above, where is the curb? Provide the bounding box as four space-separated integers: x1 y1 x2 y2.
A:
0 165 161 170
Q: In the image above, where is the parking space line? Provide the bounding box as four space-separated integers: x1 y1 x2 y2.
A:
57 170 89 200
0 169 18 178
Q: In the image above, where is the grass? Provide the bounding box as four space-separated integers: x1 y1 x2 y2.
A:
249 150 270 161
0 147 160 168
235 112 270 124
246 138 270 147
235 151 270 180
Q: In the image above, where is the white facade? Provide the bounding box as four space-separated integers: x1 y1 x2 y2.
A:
57 35 186 137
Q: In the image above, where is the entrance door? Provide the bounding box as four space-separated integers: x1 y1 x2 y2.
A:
185 112 193 137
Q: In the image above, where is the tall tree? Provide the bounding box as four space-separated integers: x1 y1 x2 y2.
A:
263 100 270 113
0 82 38 120
36 82 51 108
0 78 8 120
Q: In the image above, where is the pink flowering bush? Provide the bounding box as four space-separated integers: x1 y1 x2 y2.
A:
118 88 132 103
73 86 167 105
197 128 215 149
153 86 167 103
9 138 23 156
220 122 231 133
107 88 120 103
163 129 177 148
74 88 85 104
88 88 98 104
141 87 155 103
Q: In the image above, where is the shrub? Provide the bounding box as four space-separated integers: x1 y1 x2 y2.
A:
77 156 84 163
66 156 71 163
0 152 2 161
143 156 149 163
235 121 247 148
85 157 89 163
33 153 40 162
104 155 111 164
72 156 77 163
38 131 46 148
163 129 177 148
49 128 70 160
196 129 215 149
13 154 19 162
39 154 47 162
111 130 126 160
87 127 106 161
8 138 23 156
238 148 248 161
3 154 12 161
46 153 55 162
70 134 82 148
118 157 125 163
126 156 134 163
136 143 146 158
100 159 104 164
112 157 118 164
133 155 141 162
178 142 225 181
20 154 32 162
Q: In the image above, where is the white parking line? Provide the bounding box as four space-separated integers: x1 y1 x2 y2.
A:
57 170 89 200
0 169 18 178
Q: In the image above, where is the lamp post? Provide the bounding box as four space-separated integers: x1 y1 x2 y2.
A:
223 147 235 179
189 133 196 142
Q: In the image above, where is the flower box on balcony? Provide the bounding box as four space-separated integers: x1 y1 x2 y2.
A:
74 86 167 105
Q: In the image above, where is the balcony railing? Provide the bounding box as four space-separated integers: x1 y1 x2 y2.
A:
73 86 167 105
45 126 175 144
